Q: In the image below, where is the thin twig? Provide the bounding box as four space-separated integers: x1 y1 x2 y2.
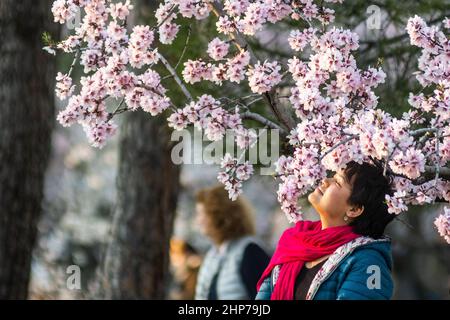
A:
424 165 450 177
209 1 295 132
241 111 287 134
151 4 177 31
157 53 193 101
174 25 192 70
107 98 125 121
319 135 357 161
246 97 263 107
68 49 81 77
434 129 440 186
410 127 438 136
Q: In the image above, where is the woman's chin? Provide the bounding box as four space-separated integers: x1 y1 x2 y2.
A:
308 195 324 216
307 193 315 205
307 190 321 205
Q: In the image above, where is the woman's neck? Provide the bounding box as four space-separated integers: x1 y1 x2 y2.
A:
320 217 347 230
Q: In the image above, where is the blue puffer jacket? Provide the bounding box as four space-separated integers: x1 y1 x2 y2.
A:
255 238 393 300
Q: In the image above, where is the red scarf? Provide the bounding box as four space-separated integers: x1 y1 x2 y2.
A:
256 220 359 300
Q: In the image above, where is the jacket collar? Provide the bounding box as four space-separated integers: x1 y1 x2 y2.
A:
305 236 391 300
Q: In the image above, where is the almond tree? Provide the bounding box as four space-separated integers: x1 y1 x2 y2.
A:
46 0 450 249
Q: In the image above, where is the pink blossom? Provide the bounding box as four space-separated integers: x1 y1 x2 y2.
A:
159 22 180 44
277 176 302 223
235 162 254 180
226 51 251 83
216 16 236 35
55 72 75 100
207 38 230 61
444 17 450 29
51 0 78 24
247 60 282 94
288 28 317 51
288 57 309 82
224 0 250 17
83 121 117 149
239 3 268 35
107 21 127 41
182 60 203 84
220 153 236 170
155 2 176 29
46 2 450 237
385 191 408 215
167 110 189 130
108 1 133 21
218 154 253 200
129 25 154 50
235 128 257 149
141 95 171 116
182 59 212 84
266 0 292 23
57 36 81 53
389 147 425 179
434 207 450 244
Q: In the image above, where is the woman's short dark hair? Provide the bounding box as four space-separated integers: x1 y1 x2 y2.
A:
344 161 394 239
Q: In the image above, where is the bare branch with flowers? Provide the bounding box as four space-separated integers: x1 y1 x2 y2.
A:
46 1 450 243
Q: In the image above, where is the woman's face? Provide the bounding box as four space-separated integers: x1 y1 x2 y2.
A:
308 170 355 227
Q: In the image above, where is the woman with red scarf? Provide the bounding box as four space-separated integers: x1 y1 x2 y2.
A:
256 161 395 300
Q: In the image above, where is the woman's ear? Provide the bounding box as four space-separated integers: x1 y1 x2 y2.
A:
346 205 364 218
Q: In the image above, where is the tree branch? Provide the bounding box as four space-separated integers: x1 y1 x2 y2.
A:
241 111 287 134
209 1 296 132
319 135 357 161
157 52 193 101
174 25 191 71
424 166 450 179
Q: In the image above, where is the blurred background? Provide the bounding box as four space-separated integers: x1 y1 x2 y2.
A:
0 0 449 300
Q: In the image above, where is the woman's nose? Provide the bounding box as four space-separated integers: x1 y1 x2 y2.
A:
321 178 330 188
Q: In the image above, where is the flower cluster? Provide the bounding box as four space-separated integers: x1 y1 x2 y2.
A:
49 0 172 148
276 147 326 222
167 94 255 147
47 1 450 242
434 207 450 244
182 50 251 85
246 60 282 94
288 28 317 52
217 154 254 200
128 25 158 68
219 0 336 36
55 72 75 100
207 38 230 61
51 0 80 24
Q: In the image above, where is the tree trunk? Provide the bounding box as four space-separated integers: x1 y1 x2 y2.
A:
90 0 181 299
0 0 56 299
97 111 180 299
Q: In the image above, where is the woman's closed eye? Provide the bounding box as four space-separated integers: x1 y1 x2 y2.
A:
333 176 341 187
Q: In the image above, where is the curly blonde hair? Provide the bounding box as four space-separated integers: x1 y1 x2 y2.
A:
196 185 255 244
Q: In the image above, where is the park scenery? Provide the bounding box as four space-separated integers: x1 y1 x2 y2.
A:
0 0 448 300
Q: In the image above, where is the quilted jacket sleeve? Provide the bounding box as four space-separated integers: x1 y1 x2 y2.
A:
336 248 393 300
255 277 272 300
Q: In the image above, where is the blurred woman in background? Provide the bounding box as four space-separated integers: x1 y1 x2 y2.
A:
194 185 270 300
